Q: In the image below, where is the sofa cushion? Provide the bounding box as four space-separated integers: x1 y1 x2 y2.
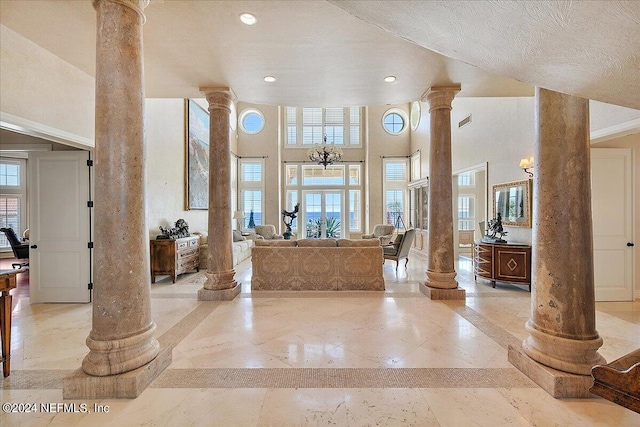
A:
254 239 297 247
232 230 245 242
337 238 380 247
296 238 337 247
234 240 252 251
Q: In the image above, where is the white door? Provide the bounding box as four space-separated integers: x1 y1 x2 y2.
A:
28 151 91 303
591 148 634 302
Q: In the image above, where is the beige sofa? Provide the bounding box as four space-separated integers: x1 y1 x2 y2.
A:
195 231 254 269
251 238 384 291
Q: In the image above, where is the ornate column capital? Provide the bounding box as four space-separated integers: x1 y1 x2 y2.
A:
93 0 149 23
200 87 237 113
421 85 461 112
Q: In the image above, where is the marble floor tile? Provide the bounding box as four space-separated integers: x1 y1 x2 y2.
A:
2 257 638 426
344 388 440 426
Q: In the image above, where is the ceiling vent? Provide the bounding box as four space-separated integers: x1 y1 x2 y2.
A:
458 115 472 128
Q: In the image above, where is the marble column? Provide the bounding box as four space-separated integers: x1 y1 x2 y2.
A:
509 87 605 398
420 85 465 300
63 0 171 399
197 87 240 301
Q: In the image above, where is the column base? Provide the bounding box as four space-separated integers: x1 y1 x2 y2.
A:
198 283 240 301
419 282 466 300
424 269 458 289
63 345 172 399
204 270 237 290
508 344 594 398
523 320 606 375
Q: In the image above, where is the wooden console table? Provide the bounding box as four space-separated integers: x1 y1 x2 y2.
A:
474 240 532 291
150 236 200 283
1 269 22 377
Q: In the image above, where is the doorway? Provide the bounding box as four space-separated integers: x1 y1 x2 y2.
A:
453 163 488 259
591 148 634 301
302 190 344 239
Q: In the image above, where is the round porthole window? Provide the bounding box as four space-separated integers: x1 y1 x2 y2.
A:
382 108 407 135
239 108 265 134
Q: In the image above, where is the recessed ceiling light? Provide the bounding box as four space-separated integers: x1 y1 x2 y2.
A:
239 13 257 25
384 75 396 83
263 76 276 83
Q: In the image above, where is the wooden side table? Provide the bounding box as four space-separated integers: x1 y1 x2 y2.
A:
0 268 22 377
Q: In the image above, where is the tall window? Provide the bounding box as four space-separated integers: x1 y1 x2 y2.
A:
0 158 26 249
383 159 408 228
458 196 475 231
284 163 362 235
239 159 264 229
285 107 362 147
231 153 238 229
410 151 421 182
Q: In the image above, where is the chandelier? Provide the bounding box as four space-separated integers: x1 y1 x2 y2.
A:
307 135 343 169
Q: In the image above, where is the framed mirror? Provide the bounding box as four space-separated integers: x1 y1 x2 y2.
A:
492 179 532 228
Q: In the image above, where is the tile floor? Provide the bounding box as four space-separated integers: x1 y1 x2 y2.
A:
1 256 639 426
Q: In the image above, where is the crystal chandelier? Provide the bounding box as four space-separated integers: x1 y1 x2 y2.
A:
307 135 343 169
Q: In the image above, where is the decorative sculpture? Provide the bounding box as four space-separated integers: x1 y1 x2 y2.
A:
157 219 190 240
484 212 508 243
248 210 255 229
281 202 300 240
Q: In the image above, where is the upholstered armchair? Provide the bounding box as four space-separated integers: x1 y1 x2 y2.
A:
383 229 416 270
362 224 395 246
254 225 284 240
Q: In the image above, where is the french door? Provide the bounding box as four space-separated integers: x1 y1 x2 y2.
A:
303 190 344 239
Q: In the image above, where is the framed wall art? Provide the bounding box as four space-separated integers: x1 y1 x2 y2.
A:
184 99 209 210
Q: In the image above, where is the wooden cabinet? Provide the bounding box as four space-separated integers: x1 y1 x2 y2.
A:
150 236 200 283
474 240 531 291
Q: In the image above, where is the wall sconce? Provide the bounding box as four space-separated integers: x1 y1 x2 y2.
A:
519 156 534 178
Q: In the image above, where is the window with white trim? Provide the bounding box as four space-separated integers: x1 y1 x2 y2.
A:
383 159 408 228
231 153 238 229
284 162 362 234
239 108 265 134
410 151 421 182
382 108 408 135
0 158 27 250
458 172 475 187
458 195 475 231
239 159 264 229
285 107 362 147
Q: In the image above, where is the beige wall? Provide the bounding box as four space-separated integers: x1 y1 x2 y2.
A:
367 104 412 231
410 101 431 179
234 103 412 236
590 101 640 132
236 102 280 230
448 97 535 244
0 24 95 143
146 99 208 237
145 98 238 238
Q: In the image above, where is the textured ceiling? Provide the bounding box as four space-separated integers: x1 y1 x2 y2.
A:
0 1 638 108
330 0 640 109
0 0 532 106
